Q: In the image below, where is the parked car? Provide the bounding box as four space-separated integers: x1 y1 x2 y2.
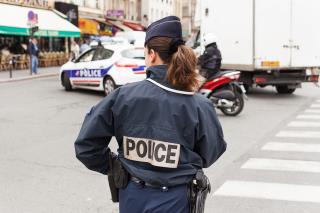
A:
60 44 146 96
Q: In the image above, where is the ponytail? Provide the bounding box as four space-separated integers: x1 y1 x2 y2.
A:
146 37 201 92
167 45 199 92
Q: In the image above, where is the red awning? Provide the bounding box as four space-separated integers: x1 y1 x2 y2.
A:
123 21 145 31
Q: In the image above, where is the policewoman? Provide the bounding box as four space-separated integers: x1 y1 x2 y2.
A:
75 16 227 213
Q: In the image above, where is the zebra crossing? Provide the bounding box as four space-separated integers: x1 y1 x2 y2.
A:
214 99 320 206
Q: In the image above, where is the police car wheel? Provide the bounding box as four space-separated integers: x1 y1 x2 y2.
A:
103 77 116 96
62 72 72 91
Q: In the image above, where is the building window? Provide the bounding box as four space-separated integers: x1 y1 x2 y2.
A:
183 6 189 17
151 9 154 22
96 0 100 9
71 0 84 7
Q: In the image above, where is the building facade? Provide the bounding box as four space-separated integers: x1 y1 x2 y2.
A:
106 0 196 34
178 0 197 37
49 0 106 19
141 0 174 24
106 0 141 21
139 0 197 38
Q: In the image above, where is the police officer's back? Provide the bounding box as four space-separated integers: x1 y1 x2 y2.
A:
75 16 227 213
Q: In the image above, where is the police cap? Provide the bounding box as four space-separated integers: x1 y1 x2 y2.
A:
144 16 182 46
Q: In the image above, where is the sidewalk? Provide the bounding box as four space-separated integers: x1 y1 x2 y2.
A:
0 66 60 83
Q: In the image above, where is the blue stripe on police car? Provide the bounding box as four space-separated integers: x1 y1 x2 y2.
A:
132 65 146 72
66 65 113 78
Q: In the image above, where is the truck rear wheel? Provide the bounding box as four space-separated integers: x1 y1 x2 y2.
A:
243 84 251 94
276 85 296 94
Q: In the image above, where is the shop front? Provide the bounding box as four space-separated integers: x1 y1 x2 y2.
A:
78 18 100 36
0 3 80 70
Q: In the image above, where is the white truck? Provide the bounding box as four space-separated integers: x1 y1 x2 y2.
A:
194 0 320 94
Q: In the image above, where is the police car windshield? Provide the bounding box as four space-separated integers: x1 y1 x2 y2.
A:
121 49 145 60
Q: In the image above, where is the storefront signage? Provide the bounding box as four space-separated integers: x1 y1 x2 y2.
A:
27 10 38 27
106 10 124 18
0 0 49 8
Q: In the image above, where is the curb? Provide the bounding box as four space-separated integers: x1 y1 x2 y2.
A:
0 73 59 83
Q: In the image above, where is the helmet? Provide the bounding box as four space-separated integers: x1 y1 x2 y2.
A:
203 33 217 47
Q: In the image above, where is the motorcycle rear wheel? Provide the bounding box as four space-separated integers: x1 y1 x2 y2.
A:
219 91 244 116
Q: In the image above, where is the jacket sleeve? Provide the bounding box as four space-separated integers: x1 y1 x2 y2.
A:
198 49 210 67
74 89 120 175
195 102 227 168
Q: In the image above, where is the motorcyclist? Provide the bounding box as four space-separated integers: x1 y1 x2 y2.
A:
198 33 222 79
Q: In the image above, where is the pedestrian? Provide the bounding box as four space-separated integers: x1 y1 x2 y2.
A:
1 46 11 58
29 38 39 75
97 40 103 48
198 33 222 79
75 16 227 213
80 38 90 54
141 14 149 30
70 39 80 59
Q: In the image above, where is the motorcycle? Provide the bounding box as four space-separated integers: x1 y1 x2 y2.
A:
198 70 247 116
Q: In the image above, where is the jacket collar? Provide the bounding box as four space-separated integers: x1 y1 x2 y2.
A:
146 65 167 80
145 65 195 95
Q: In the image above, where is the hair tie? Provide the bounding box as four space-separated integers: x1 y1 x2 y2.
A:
169 38 185 55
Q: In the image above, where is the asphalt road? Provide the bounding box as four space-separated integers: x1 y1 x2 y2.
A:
0 76 319 213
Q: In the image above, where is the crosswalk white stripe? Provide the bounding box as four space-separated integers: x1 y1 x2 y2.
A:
214 181 320 203
310 104 320 108
297 115 320 120
288 121 320 127
317 100 320 103
262 142 320 153
241 158 320 173
305 109 320 113
276 131 320 138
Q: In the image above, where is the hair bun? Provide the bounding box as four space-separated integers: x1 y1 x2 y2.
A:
169 38 185 55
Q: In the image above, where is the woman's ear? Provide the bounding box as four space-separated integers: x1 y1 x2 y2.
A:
149 49 156 63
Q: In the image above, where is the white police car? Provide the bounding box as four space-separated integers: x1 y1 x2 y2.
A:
60 45 146 96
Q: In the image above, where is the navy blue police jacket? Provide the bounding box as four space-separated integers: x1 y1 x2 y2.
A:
75 65 227 187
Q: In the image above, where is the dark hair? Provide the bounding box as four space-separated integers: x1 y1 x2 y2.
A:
146 37 200 92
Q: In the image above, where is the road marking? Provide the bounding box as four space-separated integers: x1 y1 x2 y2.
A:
276 131 320 138
262 142 320 153
297 115 320 120
241 158 320 173
305 109 320 113
310 104 320 108
317 100 320 103
215 181 320 203
288 121 320 127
